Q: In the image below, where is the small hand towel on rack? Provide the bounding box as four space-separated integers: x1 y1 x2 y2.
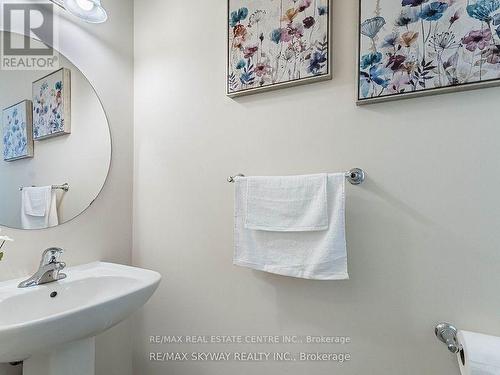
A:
234 173 348 280
245 174 328 232
21 186 59 230
22 186 49 217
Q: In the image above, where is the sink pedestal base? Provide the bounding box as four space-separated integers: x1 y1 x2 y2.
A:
23 338 95 375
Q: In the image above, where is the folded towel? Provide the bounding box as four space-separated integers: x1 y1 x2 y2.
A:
21 187 59 230
234 173 348 280
245 174 328 232
23 186 50 217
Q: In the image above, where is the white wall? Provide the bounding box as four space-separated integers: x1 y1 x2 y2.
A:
0 40 110 228
133 0 500 374
0 1 134 374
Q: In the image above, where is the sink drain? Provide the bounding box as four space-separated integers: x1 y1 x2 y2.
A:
50 291 58 298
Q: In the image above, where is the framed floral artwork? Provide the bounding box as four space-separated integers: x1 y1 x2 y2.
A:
32 68 71 140
358 0 500 105
227 0 332 97
2 100 34 162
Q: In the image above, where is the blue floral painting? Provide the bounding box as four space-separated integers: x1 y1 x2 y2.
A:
32 68 71 139
2 100 33 161
358 0 500 103
228 0 331 96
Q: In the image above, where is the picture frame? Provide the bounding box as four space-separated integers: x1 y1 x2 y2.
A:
227 0 332 97
357 0 500 105
32 67 71 140
2 100 34 162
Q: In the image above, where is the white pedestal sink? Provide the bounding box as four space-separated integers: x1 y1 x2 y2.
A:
0 262 161 375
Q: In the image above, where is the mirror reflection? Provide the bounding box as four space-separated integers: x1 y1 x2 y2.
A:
0 31 111 230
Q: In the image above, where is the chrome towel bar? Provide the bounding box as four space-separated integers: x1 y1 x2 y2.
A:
228 168 366 185
19 183 70 192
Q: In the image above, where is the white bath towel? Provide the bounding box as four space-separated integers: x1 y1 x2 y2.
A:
245 174 328 232
234 173 348 280
21 187 59 230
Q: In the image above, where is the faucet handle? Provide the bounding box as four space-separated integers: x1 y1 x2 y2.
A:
40 247 64 266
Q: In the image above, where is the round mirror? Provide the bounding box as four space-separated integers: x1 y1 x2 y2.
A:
0 31 111 230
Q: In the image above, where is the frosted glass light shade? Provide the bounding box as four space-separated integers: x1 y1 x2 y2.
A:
63 0 108 23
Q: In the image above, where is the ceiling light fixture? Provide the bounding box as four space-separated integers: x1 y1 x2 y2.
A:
50 0 108 24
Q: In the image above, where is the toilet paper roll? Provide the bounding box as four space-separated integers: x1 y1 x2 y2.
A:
458 330 500 375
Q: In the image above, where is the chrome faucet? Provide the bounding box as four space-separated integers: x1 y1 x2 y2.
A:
18 248 67 288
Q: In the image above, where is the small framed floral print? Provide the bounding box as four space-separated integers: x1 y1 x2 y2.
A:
358 0 500 105
2 100 34 162
227 0 332 97
32 68 71 140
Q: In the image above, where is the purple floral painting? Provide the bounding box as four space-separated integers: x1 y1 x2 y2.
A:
227 0 331 97
358 0 500 104
32 68 71 140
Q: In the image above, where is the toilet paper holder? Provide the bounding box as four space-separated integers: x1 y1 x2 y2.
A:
435 323 463 354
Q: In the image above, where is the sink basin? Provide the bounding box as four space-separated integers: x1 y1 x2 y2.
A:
0 262 161 367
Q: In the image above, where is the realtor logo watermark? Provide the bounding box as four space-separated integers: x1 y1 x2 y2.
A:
1 2 59 70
